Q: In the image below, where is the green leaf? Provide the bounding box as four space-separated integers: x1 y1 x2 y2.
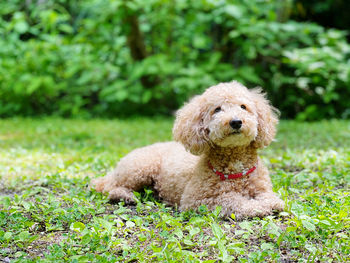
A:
218 240 233 262
173 228 183 239
126 220 135 228
261 242 274 250
14 21 29 34
211 223 223 240
17 231 30 242
239 221 253 232
183 238 194 246
0 197 11 208
81 234 91 245
4 232 13 240
189 227 200 237
70 221 86 232
212 206 222 218
189 217 205 225
225 5 243 19
302 219 316 232
22 201 31 210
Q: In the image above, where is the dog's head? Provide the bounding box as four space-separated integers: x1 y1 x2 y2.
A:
173 81 278 155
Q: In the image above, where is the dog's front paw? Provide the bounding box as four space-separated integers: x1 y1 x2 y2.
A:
255 193 285 213
270 197 284 212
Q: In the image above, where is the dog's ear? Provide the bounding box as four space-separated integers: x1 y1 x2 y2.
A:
251 88 279 148
173 95 209 155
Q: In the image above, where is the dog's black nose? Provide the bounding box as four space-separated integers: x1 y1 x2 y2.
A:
229 119 242 129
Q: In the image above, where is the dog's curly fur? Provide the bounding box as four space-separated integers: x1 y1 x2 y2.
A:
91 81 284 219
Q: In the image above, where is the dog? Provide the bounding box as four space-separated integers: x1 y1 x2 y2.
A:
91 81 284 219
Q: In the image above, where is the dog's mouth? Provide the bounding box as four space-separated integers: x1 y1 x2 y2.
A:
230 130 241 135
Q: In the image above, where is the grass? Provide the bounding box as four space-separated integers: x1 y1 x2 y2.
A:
0 118 349 262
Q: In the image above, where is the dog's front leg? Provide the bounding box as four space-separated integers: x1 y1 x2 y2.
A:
180 191 280 219
219 192 283 219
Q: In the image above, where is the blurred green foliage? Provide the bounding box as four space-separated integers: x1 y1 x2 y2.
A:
292 0 350 33
0 0 349 119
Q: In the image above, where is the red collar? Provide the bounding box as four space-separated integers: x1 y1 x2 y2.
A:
208 161 256 181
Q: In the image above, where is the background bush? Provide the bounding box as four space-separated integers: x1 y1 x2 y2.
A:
0 0 349 119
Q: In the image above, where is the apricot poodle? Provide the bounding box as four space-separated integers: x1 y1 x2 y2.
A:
91 81 284 219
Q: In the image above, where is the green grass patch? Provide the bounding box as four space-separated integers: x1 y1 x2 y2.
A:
0 118 349 262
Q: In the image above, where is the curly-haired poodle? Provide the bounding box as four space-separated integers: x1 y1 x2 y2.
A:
91 81 284 219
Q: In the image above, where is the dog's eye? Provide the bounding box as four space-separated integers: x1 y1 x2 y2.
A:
240 104 247 110
213 107 221 113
